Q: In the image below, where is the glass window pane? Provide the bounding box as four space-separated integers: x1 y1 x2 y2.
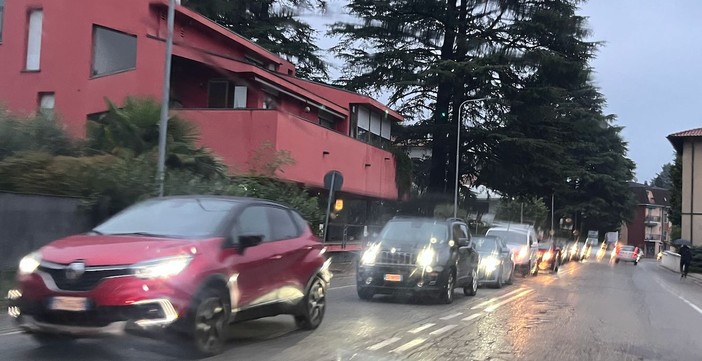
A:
238 206 271 241
267 207 299 241
26 10 43 71
92 25 137 76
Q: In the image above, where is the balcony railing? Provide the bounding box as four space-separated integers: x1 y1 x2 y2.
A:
645 216 661 226
645 234 661 241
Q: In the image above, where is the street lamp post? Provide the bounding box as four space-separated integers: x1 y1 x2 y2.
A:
454 97 489 219
156 0 176 197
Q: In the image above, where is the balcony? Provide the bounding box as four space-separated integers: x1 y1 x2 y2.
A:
644 234 661 241
644 216 661 226
179 109 398 200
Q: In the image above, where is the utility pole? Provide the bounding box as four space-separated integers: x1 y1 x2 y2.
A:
156 0 176 197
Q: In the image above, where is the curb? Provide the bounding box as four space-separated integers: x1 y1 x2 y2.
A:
658 264 702 285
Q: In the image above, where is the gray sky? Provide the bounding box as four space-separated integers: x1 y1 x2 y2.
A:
306 0 702 183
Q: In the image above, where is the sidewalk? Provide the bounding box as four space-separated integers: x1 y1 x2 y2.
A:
658 262 702 286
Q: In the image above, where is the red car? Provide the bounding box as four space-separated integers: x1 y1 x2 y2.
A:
7 196 331 356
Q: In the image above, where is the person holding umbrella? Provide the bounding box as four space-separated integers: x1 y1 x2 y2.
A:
679 243 692 278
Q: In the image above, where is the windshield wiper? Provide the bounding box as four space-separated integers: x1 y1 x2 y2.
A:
107 232 176 238
88 229 103 235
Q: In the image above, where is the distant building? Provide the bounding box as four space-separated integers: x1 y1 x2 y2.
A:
620 182 671 256
668 127 702 246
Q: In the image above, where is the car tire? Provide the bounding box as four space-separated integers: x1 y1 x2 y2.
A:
634 261 638 266
615 259 620 264
295 276 327 330
521 264 529 278
190 287 230 357
553 258 560 273
463 269 478 297
31 332 76 346
505 266 514 285
440 271 456 304
357 287 374 301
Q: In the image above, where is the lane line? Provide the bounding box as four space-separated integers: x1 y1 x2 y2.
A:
471 288 526 309
367 337 402 351
330 284 355 290
462 313 482 322
0 330 22 337
408 323 435 334
484 289 534 313
439 312 463 320
656 277 702 316
390 338 426 353
429 324 457 336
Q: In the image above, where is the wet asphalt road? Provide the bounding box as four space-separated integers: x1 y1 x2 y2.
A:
2 254 702 361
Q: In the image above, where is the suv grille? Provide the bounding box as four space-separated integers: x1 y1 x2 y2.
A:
39 265 131 291
378 251 417 265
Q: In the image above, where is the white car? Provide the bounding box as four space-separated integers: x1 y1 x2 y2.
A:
615 245 643 265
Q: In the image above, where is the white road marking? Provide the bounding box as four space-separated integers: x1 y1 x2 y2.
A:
656 277 702 316
462 313 482 321
408 323 435 334
329 284 355 290
484 289 534 313
390 338 426 353
471 288 526 309
0 330 22 337
367 337 402 351
429 324 457 336
440 312 463 320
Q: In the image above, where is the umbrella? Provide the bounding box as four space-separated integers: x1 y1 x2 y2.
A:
672 239 691 246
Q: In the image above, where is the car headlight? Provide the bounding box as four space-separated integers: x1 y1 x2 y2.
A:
417 248 436 267
481 256 500 272
18 252 41 275
361 244 380 265
515 246 529 260
543 251 553 261
133 255 193 279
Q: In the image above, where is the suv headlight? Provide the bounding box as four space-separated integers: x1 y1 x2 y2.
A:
417 248 436 267
18 252 41 275
133 255 193 279
361 244 380 265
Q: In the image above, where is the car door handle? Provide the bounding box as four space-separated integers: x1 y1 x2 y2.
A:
269 255 283 260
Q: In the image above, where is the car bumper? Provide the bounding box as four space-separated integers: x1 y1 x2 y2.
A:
477 267 500 284
356 264 448 294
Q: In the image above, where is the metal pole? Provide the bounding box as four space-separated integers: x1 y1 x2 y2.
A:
156 0 176 197
520 202 524 224
322 173 336 243
551 193 555 240
454 97 489 219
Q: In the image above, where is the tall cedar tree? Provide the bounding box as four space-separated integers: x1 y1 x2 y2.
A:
184 0 329 81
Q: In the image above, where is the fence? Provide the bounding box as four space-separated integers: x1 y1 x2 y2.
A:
0 192 93 269
325 223 384 245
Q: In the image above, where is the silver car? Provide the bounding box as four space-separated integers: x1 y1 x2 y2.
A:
474 236 515 288
615 245 643 265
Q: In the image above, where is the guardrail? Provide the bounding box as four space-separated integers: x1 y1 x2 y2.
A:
661 250 680 272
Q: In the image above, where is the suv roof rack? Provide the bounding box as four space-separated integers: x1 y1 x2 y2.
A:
445 217 465 222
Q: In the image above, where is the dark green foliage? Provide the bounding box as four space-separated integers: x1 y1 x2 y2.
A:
0 107 80 160
650 162 674 189
183 0 328 81
669 155 682 225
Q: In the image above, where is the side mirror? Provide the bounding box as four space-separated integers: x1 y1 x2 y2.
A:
458 238 470 247
239 234 263 251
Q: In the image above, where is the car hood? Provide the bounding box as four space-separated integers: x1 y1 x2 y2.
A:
39 234 207 266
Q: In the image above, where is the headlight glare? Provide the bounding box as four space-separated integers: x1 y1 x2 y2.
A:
19 252 41 275
133 255 193 279
417 248 436 267
481 256 500 272
361 244 380 265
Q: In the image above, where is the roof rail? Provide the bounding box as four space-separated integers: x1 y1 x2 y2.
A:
446 217 464 222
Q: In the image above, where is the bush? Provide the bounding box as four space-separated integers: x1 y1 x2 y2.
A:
0 108 79 160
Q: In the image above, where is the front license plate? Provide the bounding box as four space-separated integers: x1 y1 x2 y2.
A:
384 274 402 282
50 297 88 312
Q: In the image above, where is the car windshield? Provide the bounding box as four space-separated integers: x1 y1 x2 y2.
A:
473 237 498 252
93 198 239 239
377 220 449 249
621 245 635 251
486 230 526 246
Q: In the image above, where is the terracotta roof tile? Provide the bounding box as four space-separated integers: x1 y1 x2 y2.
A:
668 128 702 138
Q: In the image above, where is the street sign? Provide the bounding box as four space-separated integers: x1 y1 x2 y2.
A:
324 170 343 191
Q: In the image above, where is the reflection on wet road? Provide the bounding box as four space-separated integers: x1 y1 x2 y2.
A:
2 254 702 360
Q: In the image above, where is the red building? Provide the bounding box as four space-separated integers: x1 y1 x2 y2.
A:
0 0 402 208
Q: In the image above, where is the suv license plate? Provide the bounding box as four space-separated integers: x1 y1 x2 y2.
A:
50 297 88 312
384 274 402 282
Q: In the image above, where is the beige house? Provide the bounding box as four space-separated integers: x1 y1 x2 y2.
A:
668 128 702 245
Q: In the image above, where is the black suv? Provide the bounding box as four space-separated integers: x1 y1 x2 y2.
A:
356 217 479 303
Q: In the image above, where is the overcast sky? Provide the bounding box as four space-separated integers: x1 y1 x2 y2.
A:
305 0 702 183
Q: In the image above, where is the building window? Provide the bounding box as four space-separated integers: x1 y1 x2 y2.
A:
207 80 247 109
26 9 43 71
0 0 5 42
91 25 137 77
38 92 55 119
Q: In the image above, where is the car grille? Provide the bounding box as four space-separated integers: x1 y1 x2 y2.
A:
34 304 165 327
377 251 416 265
39 265 132 291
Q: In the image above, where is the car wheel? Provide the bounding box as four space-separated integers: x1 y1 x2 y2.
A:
295 276 327 330
495 269 504 289
440 271 456 304
357 287 374 301
615 259 620 264
463 269 478 296
553 258 560 273
522 264 529 278
31 332 76 346
191 288 230 357
505 266 514 285
634 261 638 266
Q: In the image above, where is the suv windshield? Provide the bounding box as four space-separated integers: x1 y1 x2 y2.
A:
486 230 526 246
473 237 498 252
93 198 239 239
377 220 449 248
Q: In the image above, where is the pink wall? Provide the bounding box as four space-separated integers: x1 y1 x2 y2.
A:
180 109 398 199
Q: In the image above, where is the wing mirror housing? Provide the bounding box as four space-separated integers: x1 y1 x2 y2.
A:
238 234 263 252
458 237 471 247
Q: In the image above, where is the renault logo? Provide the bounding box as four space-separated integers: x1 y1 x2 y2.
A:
65 261 86 281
